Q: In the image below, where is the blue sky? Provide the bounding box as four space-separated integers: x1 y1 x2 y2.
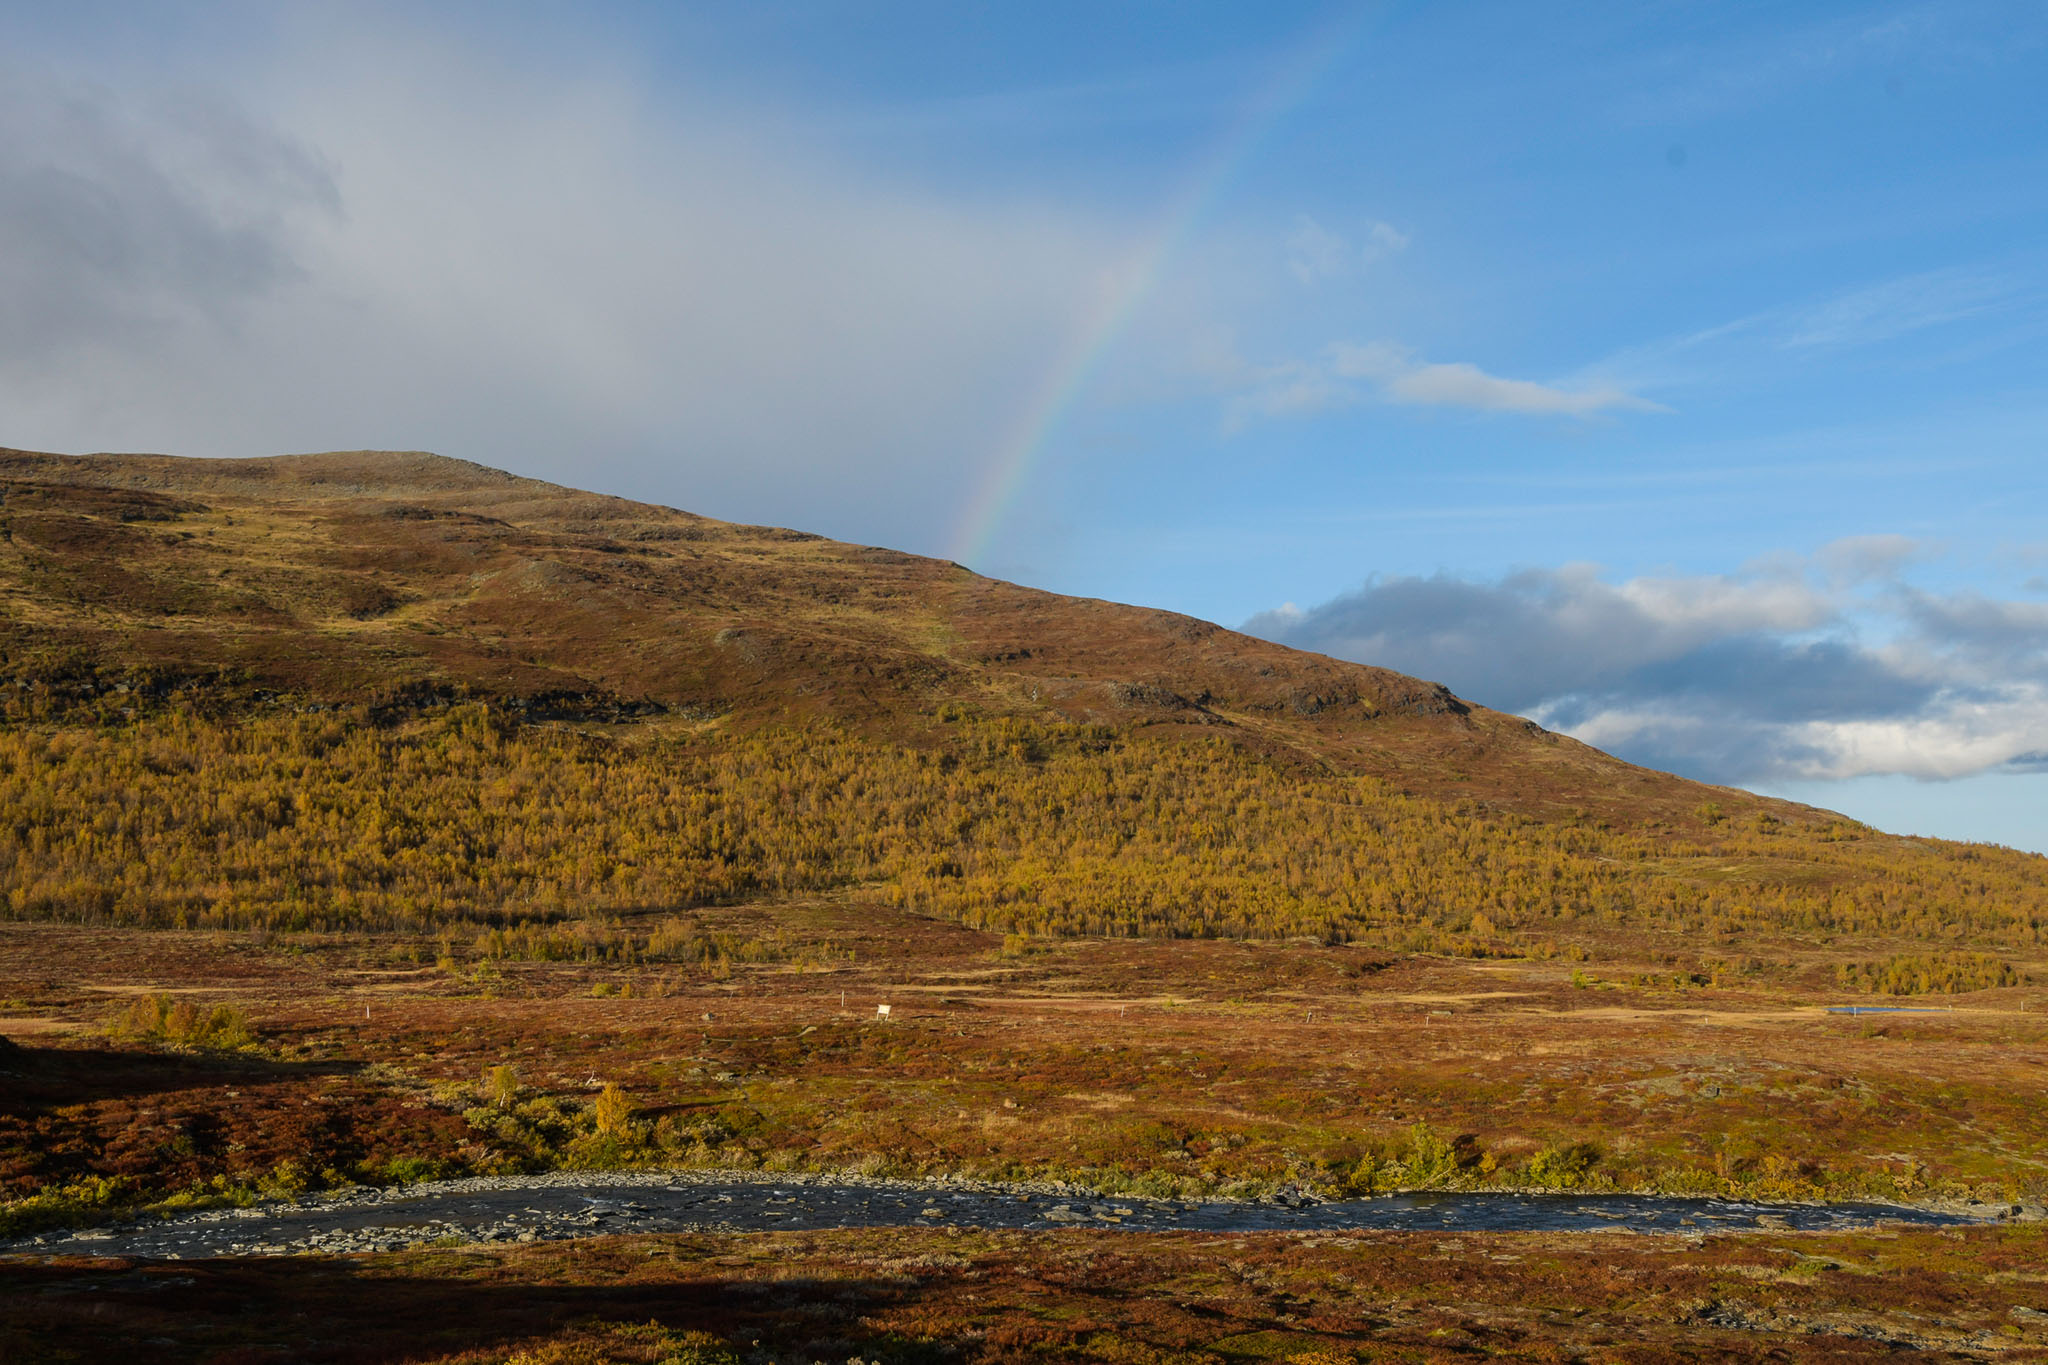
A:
4 1 2046 849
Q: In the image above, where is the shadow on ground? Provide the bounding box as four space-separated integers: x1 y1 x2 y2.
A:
0 1037 363 1118
0 1254 920 1365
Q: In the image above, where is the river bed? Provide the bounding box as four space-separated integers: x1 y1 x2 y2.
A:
3 1171 2002 1260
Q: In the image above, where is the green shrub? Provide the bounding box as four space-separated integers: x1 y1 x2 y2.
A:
380 1155 449 1184
656 1332 742 1365
1395 1122 1460 1187
0 1175 133 1237
1524 1141 1602 1188
484 1063 521 1108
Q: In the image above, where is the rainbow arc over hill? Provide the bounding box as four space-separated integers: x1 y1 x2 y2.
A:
945 6 1377 570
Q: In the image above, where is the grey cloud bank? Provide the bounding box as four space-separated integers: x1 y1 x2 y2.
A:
0 78 336 371
1244 549 2048 788
0 43 1129 557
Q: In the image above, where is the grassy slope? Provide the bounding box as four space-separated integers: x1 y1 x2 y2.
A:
3 447 2048 1241
0 446 1764 825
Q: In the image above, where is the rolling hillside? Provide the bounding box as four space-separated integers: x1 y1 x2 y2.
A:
0 447 1767 814
0 446 2043 951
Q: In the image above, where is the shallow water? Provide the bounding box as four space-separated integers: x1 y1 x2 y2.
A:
1827 1005 1952 1014
4 1173 1982 1260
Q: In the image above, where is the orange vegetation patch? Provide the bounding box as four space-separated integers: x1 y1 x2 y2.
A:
4 918 2047 1218
2 1225 2045 1362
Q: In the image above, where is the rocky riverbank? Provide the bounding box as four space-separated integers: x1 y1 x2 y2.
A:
3 1168 2016 1261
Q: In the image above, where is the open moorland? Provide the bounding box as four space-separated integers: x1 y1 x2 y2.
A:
4 909 2048 1225
8 1224 2048 1363
4 448 2048 1360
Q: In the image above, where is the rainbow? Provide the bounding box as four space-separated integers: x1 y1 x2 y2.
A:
945 5 1379 570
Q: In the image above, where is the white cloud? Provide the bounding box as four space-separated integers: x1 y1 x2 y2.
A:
1245 540 2048 786
1283 214 1407 284
1816 533 1926 586
1592 264 2042 401
1776 267 2016 350
1362 219 1410 261
1230 340 1665 423
1611 567 1830 636
1382 361 1665 416
1284 216 1348 284
1789 689 2048 781
1609 4 1950 125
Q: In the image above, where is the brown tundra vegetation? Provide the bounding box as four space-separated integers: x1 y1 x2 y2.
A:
2 448 2046 1361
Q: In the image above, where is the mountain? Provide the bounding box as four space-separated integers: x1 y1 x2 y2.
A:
2 446 2043 950
0 446 1735 823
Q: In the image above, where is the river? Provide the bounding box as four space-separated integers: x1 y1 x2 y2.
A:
3 1170 1995 1260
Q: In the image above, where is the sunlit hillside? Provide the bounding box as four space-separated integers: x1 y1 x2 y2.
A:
3 448 2043 960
